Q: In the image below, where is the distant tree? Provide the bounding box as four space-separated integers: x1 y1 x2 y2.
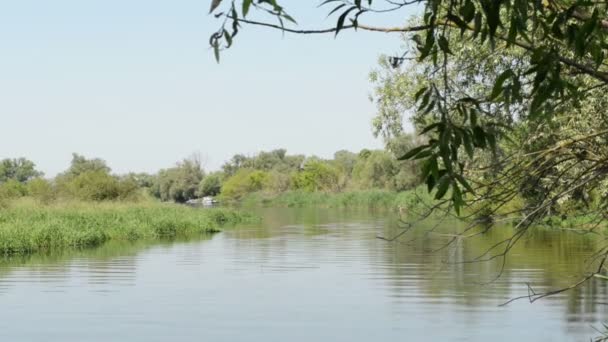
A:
0 179 28 199
64 171 121 201
292 161 340 192
53 153 140 201
124 172 156 188
333 150 358 175
352 151 398 190
221 169 270 199
26 178 55 204
199 173 223 197
0 158 43 183
153 157 205 202
59 153 111 180
222 154 250 176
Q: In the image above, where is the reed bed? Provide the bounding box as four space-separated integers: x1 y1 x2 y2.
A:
0 199 256 255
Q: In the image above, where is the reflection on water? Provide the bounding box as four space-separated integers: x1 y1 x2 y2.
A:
0 207 606 341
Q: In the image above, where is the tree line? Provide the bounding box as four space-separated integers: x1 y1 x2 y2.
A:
0 143 423 205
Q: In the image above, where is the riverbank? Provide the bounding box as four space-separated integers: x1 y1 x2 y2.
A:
235 188 436 213
0 198 257 255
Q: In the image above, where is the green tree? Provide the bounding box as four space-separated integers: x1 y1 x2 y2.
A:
54 154 140 201
208 1 608 302
333 150 358 175
221 169 270 199
208 0 608 210
199 173 223 197
0 158 42 183
352 150 398 190
0 179 28 199
60 153 111 179
292 160 341 192
153 157 205 202
64 170 121 201
26 178 55 204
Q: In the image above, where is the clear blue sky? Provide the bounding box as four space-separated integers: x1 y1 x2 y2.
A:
0 0 417 176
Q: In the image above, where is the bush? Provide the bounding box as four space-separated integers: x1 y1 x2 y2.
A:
26 178 55 204
152 157 204 203
0 158 43 183
291 161 340 192
0 179 28 199
221 169 270 200
62 171 122 201
199 173 222 197
352 151 398 190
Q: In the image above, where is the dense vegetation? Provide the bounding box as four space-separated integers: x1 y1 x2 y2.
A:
216 147 422 202
209 0 608 223
0 155 256 255
205 0 608 310
0 199 255 255
0 145 425 210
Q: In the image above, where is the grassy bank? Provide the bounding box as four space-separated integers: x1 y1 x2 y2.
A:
237 187 436 212
0 198 257 255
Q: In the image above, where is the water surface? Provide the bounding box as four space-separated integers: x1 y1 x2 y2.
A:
0 208 606 341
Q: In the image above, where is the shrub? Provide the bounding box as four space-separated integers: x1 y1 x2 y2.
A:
199 173 222 197
26 178 55 204
221 169 270 200
291 161 340 192
153 157 204 203
0 179 28 199
63 170 122 201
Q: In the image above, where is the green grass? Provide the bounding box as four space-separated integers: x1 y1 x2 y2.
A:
0 198 257 255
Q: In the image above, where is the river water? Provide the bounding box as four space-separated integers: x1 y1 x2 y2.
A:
0 207 606 341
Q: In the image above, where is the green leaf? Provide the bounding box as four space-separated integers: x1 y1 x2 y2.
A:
490 69 514 100
223 30 233 47
282 13 297 24
418 31 435 61
412 149 433 160
242 0 253 17
327 4 346 17
426 174 436 192
418 90 431 111
435 176 451 200
470 109 478 127
473 126 486 148
209 0 223 13
455 174 475 194
447 14 468 33
319 0 342 6
429 157 439 183
213 41 220 63
462 131 474 158
486 130 497 152
473 13 482 38
438 35 452 54
452 184 463 215
461 0 475 22
398 145 429 160
420 122 443 135
414 87 428 102
335 6 358 35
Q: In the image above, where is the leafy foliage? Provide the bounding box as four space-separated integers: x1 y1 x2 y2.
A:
152 157 204 203
221 169 271 199
199 172 223 197
0 158 42 183
208 0 608 216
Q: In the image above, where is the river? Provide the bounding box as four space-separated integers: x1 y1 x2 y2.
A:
0 207 606 341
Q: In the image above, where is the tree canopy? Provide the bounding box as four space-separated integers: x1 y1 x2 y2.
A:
0 158 43 183
209 0 608 293
209 0 608 208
